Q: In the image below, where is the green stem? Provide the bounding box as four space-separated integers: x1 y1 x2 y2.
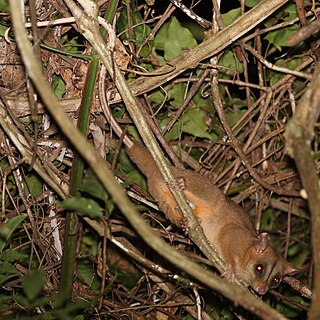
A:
58 0 118 304
58 58 100 302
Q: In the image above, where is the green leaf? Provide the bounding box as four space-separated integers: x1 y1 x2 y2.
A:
61 35 82 54
60 197 103 218
126 169 147 190
127 124 142 143
108 266 141 288
152 23 168 64
225 106 247 127
153 21 168 51
219 50 244 78
0 0 9 12
264 3 297 28
149 90 166 104
80 169 109 203
191 70 214 113
281 3 298 21
133 24 152 58
222 8 241 26
167 83 187 108
193 88 213 113
0 261 19 286
0 24 8 37
264 24 298 50
77 259 100 290
22 270 46 301
154 17 197 62
1 249 27 263
0 214 27 252
0 294 11 308
244 0 261 8
24 174 43 197
163 107 214 141
81 235 99 256
165 17 197 61
52 74 66 98
181 108 213 139
117 8 152 58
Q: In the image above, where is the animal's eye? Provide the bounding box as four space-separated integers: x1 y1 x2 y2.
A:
271 276 281 287
255 263 265 274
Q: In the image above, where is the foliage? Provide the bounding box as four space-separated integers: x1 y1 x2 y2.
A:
153 16 197 62
0 0 315 318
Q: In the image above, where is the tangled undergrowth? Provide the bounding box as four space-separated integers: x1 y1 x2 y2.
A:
0 0 318 319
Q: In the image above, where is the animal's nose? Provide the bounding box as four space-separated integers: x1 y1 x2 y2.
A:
255 286 267 295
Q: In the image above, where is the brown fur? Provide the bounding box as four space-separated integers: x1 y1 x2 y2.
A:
127 142 297 294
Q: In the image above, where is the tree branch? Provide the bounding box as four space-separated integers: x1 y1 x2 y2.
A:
285 62 320 320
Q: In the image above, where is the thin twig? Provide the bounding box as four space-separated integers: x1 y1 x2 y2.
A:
211 71 300 197
243 43 312 80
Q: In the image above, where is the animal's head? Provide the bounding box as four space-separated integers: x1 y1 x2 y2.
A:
240 233 298 295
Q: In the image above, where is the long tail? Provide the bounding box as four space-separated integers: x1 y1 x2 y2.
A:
99 65 163 181
126 141 164 182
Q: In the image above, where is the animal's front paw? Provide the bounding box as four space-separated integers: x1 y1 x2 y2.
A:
180 217 189 233
169 176 186 192
222 267 237 283
174 199 197 231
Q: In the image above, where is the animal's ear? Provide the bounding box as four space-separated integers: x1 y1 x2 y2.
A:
286 263 301 276
255 232 270 254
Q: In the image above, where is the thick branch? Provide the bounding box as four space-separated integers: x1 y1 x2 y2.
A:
285 63 320 320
